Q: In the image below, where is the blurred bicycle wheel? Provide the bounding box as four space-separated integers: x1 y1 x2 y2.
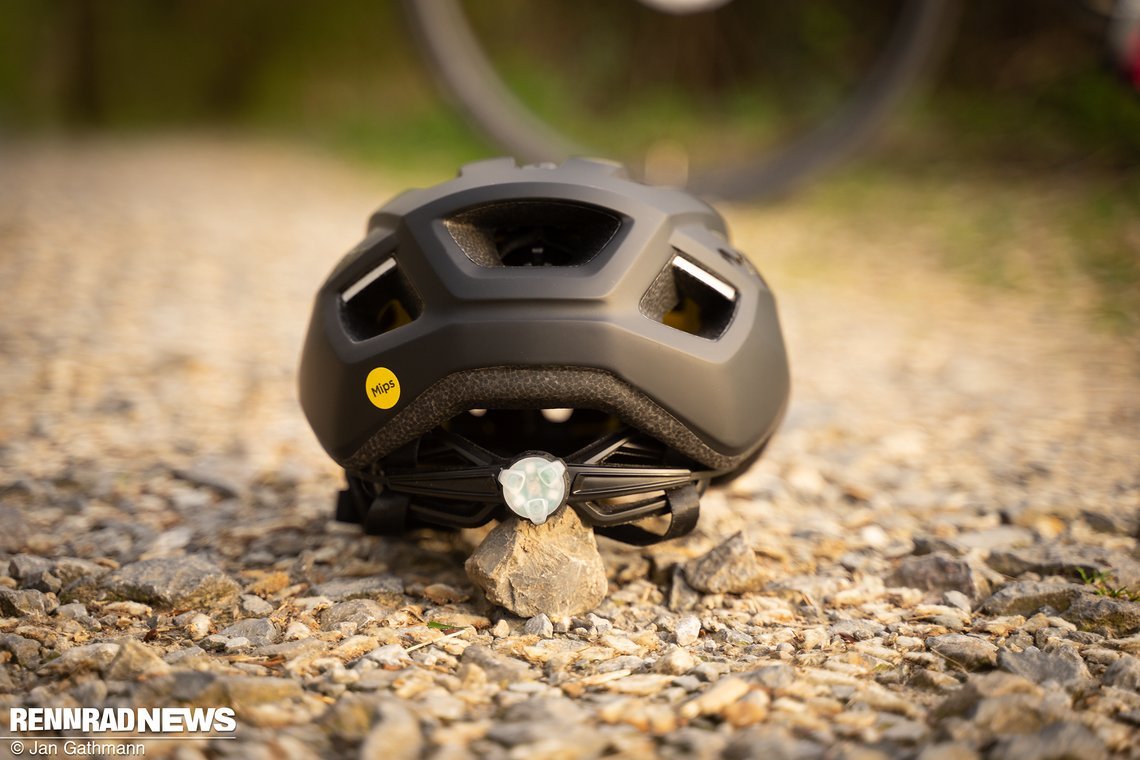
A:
405 0 957 200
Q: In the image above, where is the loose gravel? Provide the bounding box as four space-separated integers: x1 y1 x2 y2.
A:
0 138 1137 759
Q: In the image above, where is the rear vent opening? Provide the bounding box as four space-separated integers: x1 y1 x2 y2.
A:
340 257 422 341
640 255 736 340
444 200 622 267
441 409 622 458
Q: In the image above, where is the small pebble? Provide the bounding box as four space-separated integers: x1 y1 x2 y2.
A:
223 637 251 652
239 593 275 616
654 647 697 675
943 590 973 612
675 615 701 647
524 613 554 638
184 613 212 641
284 621 313 640
679 676 751 719
367 643 413 669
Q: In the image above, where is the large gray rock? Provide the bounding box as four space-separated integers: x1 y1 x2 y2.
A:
0 507 29 553
889 552 990 601
979 580 1084 617
38 643 121 676
219 675 305 717
987 545 1140 588
320 599 386 630
52 557 110 586
238 594 275 617
364 643 413 670
458 644 534 685
927 634 998 671
0 588 56 617
1102 654 1140 691
465 507 607 618
0 633 41 668
9 554 60 593
320 693 380 741
831 618 886 641
744 663 796 691
685 532 771 594
158 673 296 718
988 721 1107 760
486 696 598 751
101 556 238 608
103 639 170 680
931 671 1042 720
930 672 1073 736
171 459 247 499
310 575 403 602
1061 593 1140 637
998 646 1093 693
668 564 702 611
722 726 814 760
59 570 111 605
1081 510 1139 538
218 617 279 646
951 526 1037 553
359 698 424 760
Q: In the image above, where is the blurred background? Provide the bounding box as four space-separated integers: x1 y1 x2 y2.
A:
0 6 1137 752
0 0 1137 328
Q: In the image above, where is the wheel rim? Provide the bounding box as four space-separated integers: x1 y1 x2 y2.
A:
405 0 956 200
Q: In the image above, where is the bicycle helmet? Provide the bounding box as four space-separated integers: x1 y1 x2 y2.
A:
299 157 789 545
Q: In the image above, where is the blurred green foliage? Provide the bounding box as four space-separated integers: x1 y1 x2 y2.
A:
2 1 1137 168
0 0 489 172
0 1 1135 327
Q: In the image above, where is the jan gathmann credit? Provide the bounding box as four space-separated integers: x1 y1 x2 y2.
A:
13 740 147 756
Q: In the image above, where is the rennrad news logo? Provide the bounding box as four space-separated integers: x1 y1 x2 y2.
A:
8 706 237 733
6 707 236 756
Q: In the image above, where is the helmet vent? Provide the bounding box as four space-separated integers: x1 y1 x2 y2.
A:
640 254 736 340
444 200 622 267
339 256 423 341
441 409 621 458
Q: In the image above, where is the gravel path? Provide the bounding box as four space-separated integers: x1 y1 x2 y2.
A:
0 138 1137 759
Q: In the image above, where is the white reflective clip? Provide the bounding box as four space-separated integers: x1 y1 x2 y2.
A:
672 255 736 301
341 257 396 302
497 456 568 525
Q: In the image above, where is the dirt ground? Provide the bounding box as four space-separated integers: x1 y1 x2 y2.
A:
0 138 1137 759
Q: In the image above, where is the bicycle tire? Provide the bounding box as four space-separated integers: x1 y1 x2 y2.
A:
403 0 957 201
